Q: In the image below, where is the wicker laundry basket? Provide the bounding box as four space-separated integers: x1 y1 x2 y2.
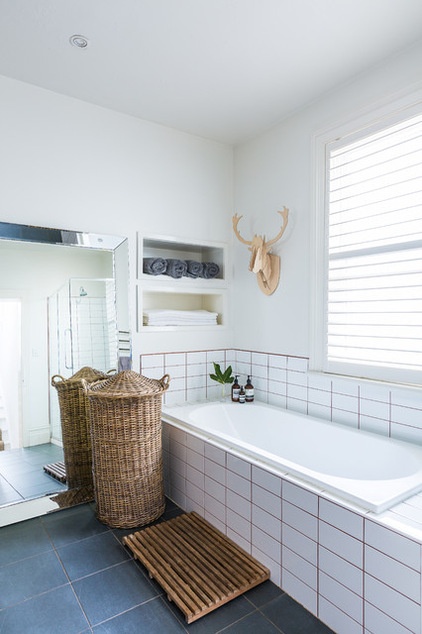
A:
84 370 170 528
51 367 112 489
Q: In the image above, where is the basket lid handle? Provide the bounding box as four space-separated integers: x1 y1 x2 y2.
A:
51 374 65 386
160 374 171 391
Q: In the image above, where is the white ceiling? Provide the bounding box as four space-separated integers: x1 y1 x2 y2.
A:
0 0 422 145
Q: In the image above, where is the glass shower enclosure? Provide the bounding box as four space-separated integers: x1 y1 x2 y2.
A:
48 278 117 443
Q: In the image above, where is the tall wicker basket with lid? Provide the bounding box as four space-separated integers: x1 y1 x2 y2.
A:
84 370 170 528
51 367 111 489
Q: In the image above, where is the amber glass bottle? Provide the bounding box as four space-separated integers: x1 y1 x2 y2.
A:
245 375 254 402
231 375 240 401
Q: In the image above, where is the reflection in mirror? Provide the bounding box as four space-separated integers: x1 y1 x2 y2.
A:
0 222 130 526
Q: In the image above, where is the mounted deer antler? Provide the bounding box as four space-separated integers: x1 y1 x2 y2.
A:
232 207 289 295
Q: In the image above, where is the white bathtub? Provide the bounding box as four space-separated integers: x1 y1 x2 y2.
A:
162 400 422 513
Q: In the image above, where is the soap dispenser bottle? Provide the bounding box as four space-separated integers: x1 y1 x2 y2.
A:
231 375 240 402
239 385 246 403
245 375 254 402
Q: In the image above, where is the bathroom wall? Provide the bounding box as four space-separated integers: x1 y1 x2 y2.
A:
0 73 234 362
232 39 422 358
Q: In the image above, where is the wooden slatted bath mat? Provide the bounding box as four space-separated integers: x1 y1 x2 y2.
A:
43 461 67 483
123 511 270 624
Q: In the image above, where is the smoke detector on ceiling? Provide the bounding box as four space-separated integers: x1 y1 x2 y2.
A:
69 35 89 49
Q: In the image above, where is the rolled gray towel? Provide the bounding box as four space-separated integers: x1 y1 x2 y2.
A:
185 260 203 278
143 257 167 275
202 262 220 279
164 258 188 278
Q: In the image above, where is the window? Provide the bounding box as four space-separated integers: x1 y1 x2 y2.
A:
312 100 422 385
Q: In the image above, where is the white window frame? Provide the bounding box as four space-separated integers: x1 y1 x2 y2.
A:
310 88 422 386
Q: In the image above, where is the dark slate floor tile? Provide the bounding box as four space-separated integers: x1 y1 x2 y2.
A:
41 502 109 547
0 584 89 633
244 580 285 608
221 609 282 633
169 594 255 634
0 550 68 608
73 559 160 626
57 530 131 580
0 516 53 566
261 594 335 634
93 596 187 633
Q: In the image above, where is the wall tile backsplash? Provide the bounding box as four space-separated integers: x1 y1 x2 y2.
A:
140 348 422 446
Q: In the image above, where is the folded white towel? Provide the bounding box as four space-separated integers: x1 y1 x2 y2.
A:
143 309 218 326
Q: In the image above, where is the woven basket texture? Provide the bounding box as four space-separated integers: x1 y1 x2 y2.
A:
51 367 112 488
85 370 170 528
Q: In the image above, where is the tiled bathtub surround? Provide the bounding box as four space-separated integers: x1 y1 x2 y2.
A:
162 422 422 634
140 348 422 446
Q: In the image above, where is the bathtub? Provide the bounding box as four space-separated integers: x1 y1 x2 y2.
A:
162 400 422 513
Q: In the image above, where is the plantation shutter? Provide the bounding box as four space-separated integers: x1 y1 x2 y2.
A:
326 110 422 383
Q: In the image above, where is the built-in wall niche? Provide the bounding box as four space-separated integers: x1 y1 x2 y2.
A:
137 234 229 332
139 235 226 283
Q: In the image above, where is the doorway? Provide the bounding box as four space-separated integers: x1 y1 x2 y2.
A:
0 298 22 450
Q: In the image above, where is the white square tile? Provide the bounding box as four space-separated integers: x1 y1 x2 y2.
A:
319 499 363 539
186 464 204 490
252 505 281 541
287 371 308 388
269 367 287 382
227 454 251 479
205 510 225 534
364 574 420 633
365 601 412 634
205 476 226 503
226 470 251 500
268 354 287 370
360 398 389 420
252 352 268 367
391 423 422 444
360 416 389 436
283 481 318 516
140 354 165 370
391 404 422 429
287 357 308 373
204 458 226 485
282 546 317 590
186 435 204 454
319 521 363 568
251 546 281 586
227 528 251 554
252 484 281 519
252 466 282 496
164 352 186 367
227 489 251 521
204 494 226 524
268 392 287 408
252 525 281 564
186 480 204 508
286 395 308 413
319 571 363 624
282 501 318 541
365 545 420 603
319 597 362 634
281 569 317 615
187 351 207 364
227 508 251 542
332 392 359 413
364 520 421 571
319 546 363 595
282 524 317 565
308 403 331 420
204 444 226 467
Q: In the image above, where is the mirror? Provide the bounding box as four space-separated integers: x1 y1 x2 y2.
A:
0 222 130 526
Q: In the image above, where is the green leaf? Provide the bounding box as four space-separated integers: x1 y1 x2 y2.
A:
210 363 234 385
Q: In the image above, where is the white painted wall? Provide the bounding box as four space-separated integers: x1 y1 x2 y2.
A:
0 74 234 360
233 40 422 357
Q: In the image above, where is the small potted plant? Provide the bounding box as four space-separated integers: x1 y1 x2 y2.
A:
209 362 234 399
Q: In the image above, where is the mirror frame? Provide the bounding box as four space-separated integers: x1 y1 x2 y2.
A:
0 221 130 526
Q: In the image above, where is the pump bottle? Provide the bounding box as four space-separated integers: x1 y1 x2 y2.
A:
245 375 254 402
231 375 240 402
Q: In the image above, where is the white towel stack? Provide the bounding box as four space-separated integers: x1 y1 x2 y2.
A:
143 309 218 326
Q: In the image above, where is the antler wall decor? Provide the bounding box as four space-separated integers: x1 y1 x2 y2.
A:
232 207 289 295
